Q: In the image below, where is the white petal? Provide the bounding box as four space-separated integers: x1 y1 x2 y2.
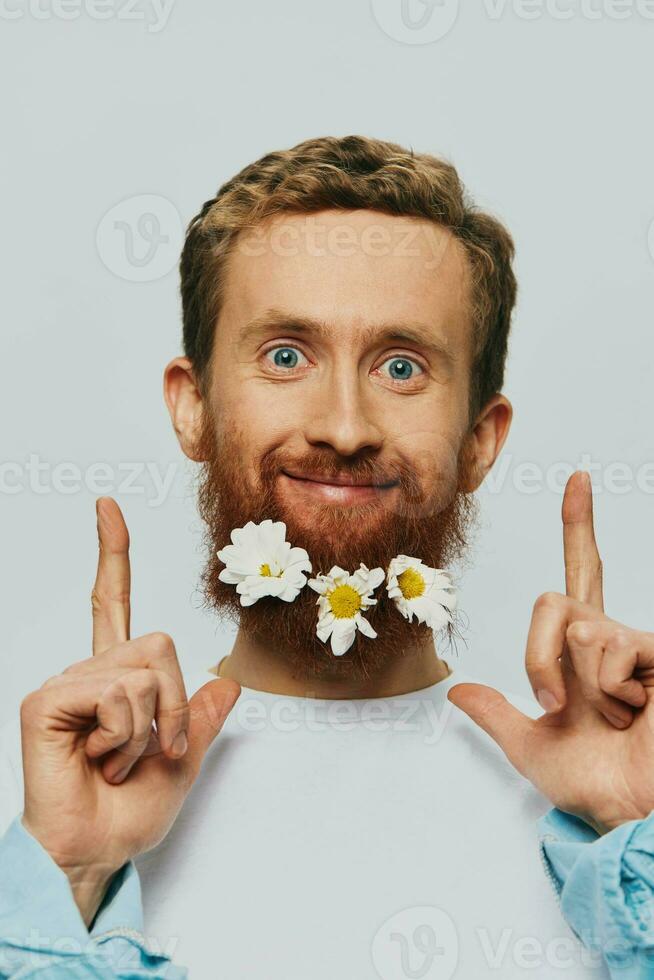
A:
432 589 457 612
217 543 261 576
331 621 356 656
349 564 377 594
367 566 386 591
393 596 414 622
259 577 288 598
355 614 377 639
231 523 256 547
318 609 335 629
217 544 251 567
218 568 244 585
229 557 261 578
282 569 309 591
287 547 312 571
279 576 307 601
279 583 304 602
387 555 411 578
411 596 452 630
317 618 334 642
257 520 286 556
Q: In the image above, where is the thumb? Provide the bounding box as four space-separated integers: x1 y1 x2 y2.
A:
184 678 241 770
447 683 532 776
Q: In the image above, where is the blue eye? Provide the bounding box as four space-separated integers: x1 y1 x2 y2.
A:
379 356 423 381
266 346 308 369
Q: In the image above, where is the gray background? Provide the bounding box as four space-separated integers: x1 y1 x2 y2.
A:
2 0 654 723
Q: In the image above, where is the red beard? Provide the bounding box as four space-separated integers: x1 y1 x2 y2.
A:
194 408 479 684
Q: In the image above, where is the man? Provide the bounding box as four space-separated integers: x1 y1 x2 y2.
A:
1 135 653 978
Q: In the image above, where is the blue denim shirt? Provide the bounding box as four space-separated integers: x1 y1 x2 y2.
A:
1 807 653 978
0 815 187 978
537 807 654 978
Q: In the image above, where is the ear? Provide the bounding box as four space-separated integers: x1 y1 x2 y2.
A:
163 357 209 462
461 393 513 492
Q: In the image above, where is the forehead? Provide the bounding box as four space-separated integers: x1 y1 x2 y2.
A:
219 208 472 350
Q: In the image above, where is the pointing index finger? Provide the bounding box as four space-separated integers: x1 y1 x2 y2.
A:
562 471 604 612
91 497 131 655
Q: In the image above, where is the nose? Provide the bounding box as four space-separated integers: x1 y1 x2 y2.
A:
302 373 383 457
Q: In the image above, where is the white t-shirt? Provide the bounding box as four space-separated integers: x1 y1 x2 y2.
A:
0 659 609 979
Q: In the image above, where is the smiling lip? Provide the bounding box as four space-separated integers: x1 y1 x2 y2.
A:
280 469 399 505
282 468 398 488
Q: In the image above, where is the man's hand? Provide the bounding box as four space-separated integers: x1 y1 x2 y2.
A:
448 471 654 837
20 497 240 925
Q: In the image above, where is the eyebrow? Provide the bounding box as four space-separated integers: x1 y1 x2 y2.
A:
237 308 456 362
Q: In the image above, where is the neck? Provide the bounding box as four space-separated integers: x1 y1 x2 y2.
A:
214 628 452 698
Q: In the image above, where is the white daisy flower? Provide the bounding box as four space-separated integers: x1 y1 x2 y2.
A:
386 555 457 632
307 563 385 656
217 519 312 606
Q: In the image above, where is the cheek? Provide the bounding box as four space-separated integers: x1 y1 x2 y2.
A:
212 392 293 490
389 400 466 483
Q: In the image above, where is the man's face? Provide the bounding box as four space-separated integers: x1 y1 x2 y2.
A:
169 209 508 681
211 208 474 521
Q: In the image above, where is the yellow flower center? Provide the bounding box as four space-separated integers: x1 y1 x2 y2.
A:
328 584 363 619
259 562 282 578
397 567 426 600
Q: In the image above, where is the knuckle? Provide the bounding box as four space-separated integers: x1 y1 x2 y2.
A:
130 721 155 746
91 583 130 607
534 591 563 613
20 690 45 723
91 586 130 610
96 642 129 662
159 700 190 726
99 680 130 710
39 674 64 689
126 668 157 699
607 627 631 652
145 631 177 659
474 689 507 724
97 724 130 749
566 621 596 645
62 659 90 675
598 675 622 697
524 650 547 674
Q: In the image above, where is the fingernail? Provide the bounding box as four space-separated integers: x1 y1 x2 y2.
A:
171 730 188 757
110 764 131 783
537 689 561 713
606 713 629 729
